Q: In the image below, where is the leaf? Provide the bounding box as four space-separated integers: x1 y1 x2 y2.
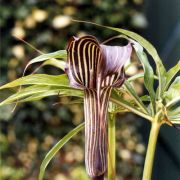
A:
21 89 83 103
140 95 151 102
0 74 69 90
24 50 67 74
168 106 180 116
41 59 66 71
0 85 60 105
168 114 180 121
72 20 166 99
39 123 85 180
0 85 83 105
0 73 83 105
124 81 148 114
167 106 180 123
134 49 156 115
127 73 158 82
164 76 180 104
127 73 144 82
164 60 180 90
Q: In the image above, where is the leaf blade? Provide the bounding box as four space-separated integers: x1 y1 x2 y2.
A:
134 50 156 115
24 50 67 70
0 74 69 90
39 123 85 180
0 85 83 105
42 59 66 71
164 60 180 90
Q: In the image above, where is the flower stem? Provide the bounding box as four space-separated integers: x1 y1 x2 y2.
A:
142 121 161 180
108 112 116 180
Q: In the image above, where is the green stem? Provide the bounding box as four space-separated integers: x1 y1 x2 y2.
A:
142 121 161 180
108 113 116 180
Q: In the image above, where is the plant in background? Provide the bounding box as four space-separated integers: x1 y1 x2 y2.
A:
0 21 179 180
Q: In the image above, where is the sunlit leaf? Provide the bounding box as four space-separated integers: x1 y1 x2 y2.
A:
0 74 69 90
164 76 180 126
0 85 58 105
127 73 158 82
127 73 144 82
134 49 155 115
168 106 180 116
170 120 180 124
41 59 66 71
167 107 180 123
164 76 180 104
24 50 67 73
20 89 83 103
0 85 83 105
39 123 85 180
140 95 150 102
164 60 180 90
167 106 180 123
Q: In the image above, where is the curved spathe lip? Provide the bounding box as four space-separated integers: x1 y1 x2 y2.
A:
65 35 132 89
100 43 132 77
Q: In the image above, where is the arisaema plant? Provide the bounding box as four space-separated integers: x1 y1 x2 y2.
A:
0 21 179 180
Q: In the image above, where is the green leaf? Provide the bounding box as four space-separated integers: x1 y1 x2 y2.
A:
124 81 148 114
127 73 158 82
168 114 180 121
39 123 85 180
0 85 83 105
140 95 151 102
167 106 180 123
134 49 156 115
164 60 180 90
168 106 180 116
127 73 144 82
0 74 69 90
167 105 180 122
0 73 84 106
0 85 59 105
41 59 66 71
21 89 83 103
164 76 180 104
24 50 67 74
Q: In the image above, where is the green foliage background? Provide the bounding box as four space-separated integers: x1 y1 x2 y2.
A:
0 0 147 179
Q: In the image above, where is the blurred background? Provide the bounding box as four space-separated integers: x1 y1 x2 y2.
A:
0 0 179 180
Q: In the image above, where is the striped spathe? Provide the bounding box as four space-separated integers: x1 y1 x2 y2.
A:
65 35 132 178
